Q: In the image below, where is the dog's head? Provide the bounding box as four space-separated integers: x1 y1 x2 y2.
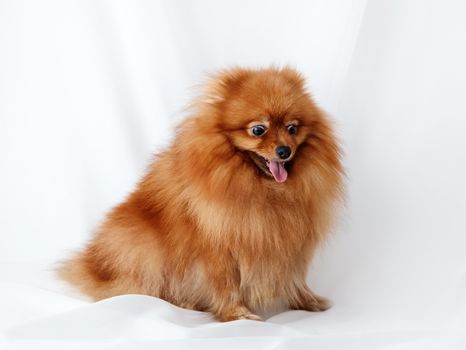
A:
203 67 325 183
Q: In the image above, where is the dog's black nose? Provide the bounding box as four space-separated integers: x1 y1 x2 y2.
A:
276 146 291 160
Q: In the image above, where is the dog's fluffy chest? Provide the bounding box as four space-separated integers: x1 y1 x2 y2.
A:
191 193 312 247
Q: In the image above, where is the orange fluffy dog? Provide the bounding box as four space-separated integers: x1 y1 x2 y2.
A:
58 67 344 321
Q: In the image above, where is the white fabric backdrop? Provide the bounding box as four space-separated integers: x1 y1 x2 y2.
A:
1 0 465 349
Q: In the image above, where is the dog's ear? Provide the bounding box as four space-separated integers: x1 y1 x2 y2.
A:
203 68 251 105
279 66 306 89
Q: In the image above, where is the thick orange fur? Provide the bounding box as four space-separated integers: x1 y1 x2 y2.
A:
58 67 344 321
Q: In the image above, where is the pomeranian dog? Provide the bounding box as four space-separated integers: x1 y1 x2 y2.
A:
58 67 344 321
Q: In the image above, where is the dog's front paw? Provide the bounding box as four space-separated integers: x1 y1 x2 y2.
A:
236 313 262 321
307 295 332 312
215 305 262 322
291 293 332 312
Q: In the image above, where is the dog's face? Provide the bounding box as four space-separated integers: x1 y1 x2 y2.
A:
209 68 320 183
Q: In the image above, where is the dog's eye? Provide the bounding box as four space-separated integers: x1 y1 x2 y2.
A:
287 125 298 135
251 125 267 136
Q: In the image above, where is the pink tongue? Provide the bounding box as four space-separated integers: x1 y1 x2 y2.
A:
267 160 288 183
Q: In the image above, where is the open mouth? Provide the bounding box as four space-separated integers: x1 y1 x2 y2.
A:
247 151 291 183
